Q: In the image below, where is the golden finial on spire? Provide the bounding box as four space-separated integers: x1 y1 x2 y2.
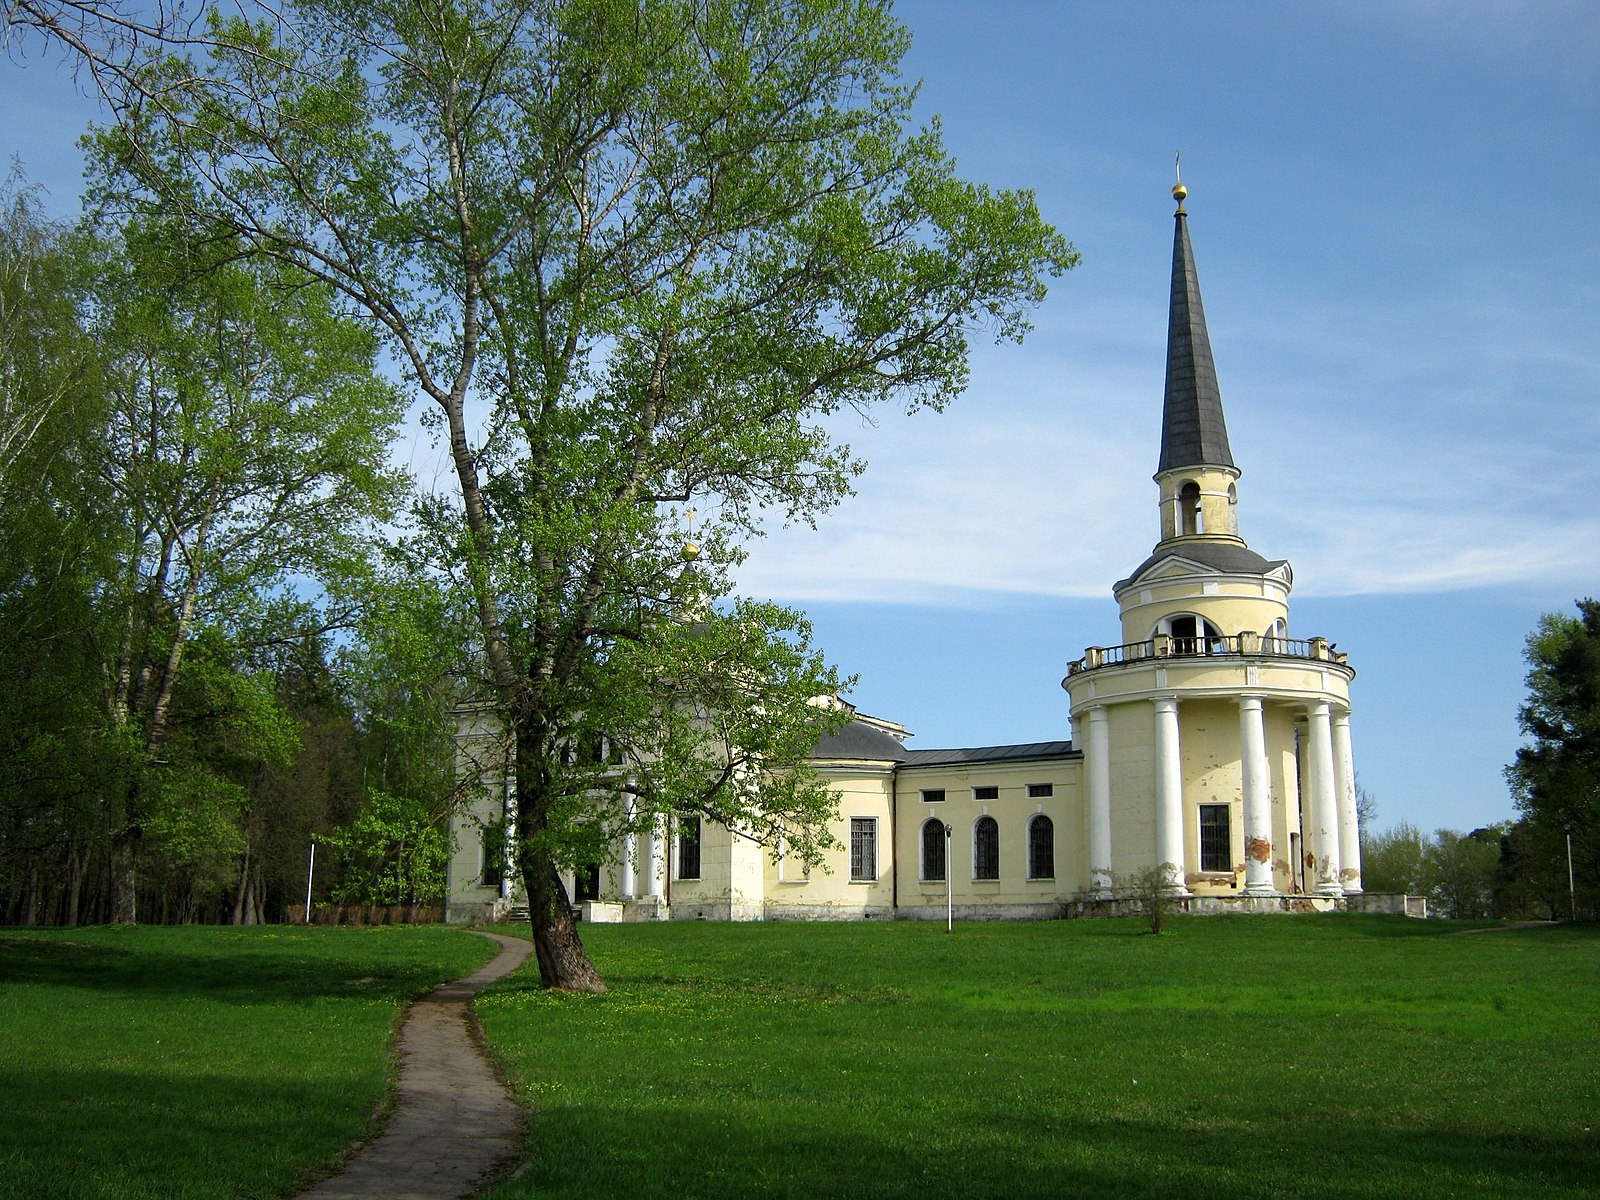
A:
680 507 700 561
1172 151 1187 209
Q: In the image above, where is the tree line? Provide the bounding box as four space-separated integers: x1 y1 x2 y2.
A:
1360 597 1600 921
0 172 461 925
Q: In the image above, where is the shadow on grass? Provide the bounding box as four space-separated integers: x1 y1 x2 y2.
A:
0 926 492 1006
0 1060 380 1200
501 1100 1597 1200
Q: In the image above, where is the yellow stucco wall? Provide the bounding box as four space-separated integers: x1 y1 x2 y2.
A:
893 759 1082 912
762 764 897 916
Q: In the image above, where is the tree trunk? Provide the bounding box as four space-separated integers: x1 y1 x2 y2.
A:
515 716 606 992
110 834 138 924
523 856 606 994
232 845 251 924
66 846 84 928
21 861 39 926
251 862 265 925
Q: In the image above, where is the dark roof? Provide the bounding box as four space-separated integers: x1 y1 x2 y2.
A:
809 719 908 762
1115 541 1287 592
1158 202 1235 474
902 741 1077 767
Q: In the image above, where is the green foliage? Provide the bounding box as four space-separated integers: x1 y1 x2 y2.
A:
476 919 1600 1200
1362 821 1511 918
324 789 452 905
0 926 494 1198
84 0 1074 978
0 165 409 924
1425 825 1505 919
1507 599 1600 917
1124 864 1174 934
1360 820 1430 895
0 166 94 495
323 563 469 906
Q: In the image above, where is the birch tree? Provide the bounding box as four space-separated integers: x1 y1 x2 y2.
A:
86 218 404 921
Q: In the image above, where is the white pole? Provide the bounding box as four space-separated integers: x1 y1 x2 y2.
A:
304 841 316 924
945 824 953 933
1568 832 1577 920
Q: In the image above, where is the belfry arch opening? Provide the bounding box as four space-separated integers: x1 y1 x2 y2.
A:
1159 612 1224 655
1179 480 1203 535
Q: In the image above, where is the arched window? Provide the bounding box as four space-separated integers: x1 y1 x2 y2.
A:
1264 618 1288 652
1162 613 1225 656
1179 480 1203 535
1027 815 1054 880
921 818 946 882
1227 482 1239 533
973 816 1000 880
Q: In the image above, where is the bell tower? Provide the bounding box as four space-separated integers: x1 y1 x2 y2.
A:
1115 181 1291 651
1155 179 1242 541
1064 180 1362 907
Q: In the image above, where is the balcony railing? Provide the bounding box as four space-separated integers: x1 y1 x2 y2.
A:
1067 633 1348 676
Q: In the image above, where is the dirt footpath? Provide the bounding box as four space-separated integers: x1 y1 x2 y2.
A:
296 931 533 1200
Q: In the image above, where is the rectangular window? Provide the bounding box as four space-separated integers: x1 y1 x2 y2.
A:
677 815 702 880
849 817 877 882
973 785 999 801
480 838 503 890
920 788 945 803
1027 783 1053 798
1199 804 1231 872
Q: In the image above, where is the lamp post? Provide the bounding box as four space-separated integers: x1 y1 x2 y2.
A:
1568 831 1577 921
304 841 316 924
945 823 953 933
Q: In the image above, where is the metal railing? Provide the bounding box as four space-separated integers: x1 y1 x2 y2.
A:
1067 633 1346 675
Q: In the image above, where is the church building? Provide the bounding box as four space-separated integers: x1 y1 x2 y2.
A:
446 184 1375 924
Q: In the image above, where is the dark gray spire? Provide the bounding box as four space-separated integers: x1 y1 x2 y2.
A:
1158 189 1235 474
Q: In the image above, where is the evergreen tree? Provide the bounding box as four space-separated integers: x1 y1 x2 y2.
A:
1507 599 1600 919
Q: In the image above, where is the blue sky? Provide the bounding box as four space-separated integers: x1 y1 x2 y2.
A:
4 1 1597 836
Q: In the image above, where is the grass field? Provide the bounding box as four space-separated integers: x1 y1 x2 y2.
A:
1 917 1593 1200
475 915 1599 1200
0 924 494 1200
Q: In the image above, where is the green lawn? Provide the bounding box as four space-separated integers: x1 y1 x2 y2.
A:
476 916 1599 1200
1 918 1593 1200
0 925 494 1200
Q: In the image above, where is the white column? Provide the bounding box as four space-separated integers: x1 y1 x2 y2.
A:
1153 696 1189 894
1086 706 1113 896
1305 701 1343 896
1238 695 1274 895
643 813 664 899
618 793 637 900
1333 709 1362 894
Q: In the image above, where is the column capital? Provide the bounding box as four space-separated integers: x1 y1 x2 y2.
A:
1152 694 1180 714
1304 699 1331 719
